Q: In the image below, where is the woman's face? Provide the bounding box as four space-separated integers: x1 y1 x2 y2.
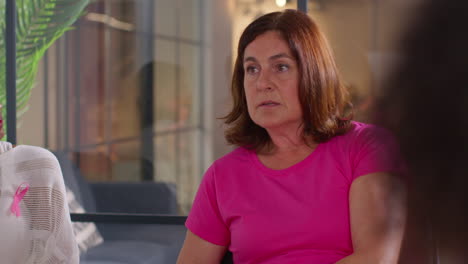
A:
243 31 302 131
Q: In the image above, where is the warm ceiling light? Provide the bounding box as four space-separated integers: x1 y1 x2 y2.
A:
276 0 287 7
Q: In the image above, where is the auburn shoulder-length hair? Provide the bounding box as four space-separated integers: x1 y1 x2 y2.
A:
224 9 351 151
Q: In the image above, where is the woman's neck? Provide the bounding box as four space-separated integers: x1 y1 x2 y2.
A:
261 125 314 154
258 127 317 166
257 138 317 170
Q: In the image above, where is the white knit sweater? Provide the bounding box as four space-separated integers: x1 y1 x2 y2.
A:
0 142 79 263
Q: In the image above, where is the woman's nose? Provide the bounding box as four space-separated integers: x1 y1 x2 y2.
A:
256 70 273 91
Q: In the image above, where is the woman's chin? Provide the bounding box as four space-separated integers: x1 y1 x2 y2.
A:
254 120 294 131
256 117 305 133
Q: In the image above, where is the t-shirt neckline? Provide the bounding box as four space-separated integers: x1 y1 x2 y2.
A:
247 143 324 176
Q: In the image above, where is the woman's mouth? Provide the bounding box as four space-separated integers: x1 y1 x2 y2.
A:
258 101 280 107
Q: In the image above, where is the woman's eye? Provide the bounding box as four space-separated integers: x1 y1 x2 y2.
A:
245 65 259 74
277 64 289 72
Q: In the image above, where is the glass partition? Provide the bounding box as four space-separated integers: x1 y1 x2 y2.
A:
18 0 205 216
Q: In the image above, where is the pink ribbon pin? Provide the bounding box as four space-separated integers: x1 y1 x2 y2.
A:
10 183 29 217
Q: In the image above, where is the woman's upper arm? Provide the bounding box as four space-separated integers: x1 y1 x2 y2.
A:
177 230 228 264
348 172 407 263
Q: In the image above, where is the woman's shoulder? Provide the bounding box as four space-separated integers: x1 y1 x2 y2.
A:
325 121 397 154
201 147 254 184
339 121 394 142
13 145 57 159
213 147 252 167
7 145 61 172
335 121 400 159
0 143 57 162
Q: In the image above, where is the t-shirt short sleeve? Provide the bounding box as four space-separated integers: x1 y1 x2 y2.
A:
350 124 406 181
185 164 230 246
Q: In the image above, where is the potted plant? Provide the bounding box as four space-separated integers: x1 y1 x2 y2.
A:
0 0 89 138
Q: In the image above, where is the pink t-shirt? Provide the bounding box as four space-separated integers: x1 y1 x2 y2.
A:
186 122 404 264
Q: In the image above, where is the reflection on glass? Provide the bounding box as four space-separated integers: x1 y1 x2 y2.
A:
176 130 201 214
155 134 177 184
78 145 112 182
179 43 200 128
155 39 177 132
107 27 141 140
154 130 200 214
19 0 206 216
109 140 142 182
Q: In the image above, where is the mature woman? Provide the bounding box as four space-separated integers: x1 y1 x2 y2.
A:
178 10 406 264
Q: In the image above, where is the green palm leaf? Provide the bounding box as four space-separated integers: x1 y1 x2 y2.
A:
0 0 89 140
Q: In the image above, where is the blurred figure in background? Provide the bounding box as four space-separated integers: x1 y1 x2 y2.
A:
375 0 468 263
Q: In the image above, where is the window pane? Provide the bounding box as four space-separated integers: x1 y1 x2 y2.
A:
17 60 45 147
15 0 206 216
179 0 201 41
154 39 177 132
155 133 177 183
155 0 177 37
108 30 141 140
179 43 200 128
176 129 201 214
78 145 112 182
154 130 202 215
110 140 142 182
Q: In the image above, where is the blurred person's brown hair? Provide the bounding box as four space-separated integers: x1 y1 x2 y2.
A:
375 0 468 262
224 9 351 151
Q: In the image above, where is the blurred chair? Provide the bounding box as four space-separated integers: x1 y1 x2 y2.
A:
55 151 184 263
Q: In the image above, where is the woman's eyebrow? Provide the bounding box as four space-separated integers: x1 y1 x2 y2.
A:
243 56 257 63
243 53 293 63
269 53 294 61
